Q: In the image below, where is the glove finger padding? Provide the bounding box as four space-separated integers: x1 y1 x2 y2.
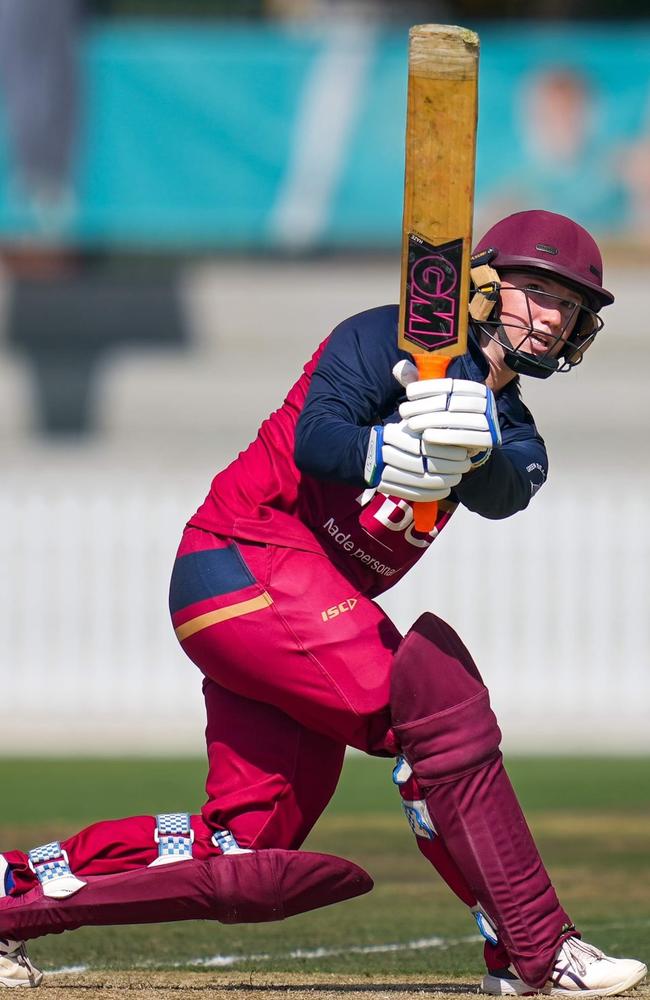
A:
399 380 502 453
401 394 487 418
381 420 424 457
422 427 493 449
400 394 449 417
382 444 469 477
377 478 452 503
380 463 463 491
392 359 420 388
404 377 487 401
383 423 471 472
366 421 471 502
411 411 491 433
400 379 489 421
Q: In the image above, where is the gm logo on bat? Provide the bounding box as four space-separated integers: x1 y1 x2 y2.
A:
404 233 463 352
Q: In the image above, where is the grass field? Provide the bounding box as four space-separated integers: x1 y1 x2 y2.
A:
1 755 649 997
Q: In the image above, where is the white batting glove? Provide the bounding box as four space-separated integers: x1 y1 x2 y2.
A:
365 420 471 502
399 377 502 460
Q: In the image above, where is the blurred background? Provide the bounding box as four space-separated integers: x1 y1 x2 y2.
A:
1 0 648 755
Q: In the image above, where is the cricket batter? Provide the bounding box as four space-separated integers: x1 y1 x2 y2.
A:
1 211 647 995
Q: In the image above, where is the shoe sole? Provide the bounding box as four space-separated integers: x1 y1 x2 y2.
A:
481 974 540 996
0 968 43 988
547 964 647 997
482 964 648 997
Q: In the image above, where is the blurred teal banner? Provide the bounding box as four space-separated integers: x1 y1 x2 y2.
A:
0 22 648 248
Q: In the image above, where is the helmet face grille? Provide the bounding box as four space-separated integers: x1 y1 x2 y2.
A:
473 277 604 378
473 210 614 311
561 306 604 367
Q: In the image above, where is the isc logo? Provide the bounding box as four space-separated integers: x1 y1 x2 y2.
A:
320 599 358 622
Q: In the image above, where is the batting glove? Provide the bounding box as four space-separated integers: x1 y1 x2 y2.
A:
399 377 502 462
365 420 471 502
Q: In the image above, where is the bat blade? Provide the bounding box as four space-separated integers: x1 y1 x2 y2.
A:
397 24 479 531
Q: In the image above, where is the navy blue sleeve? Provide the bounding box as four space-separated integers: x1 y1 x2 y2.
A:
453 437 547 518
453 396 548 519
294 305 410 485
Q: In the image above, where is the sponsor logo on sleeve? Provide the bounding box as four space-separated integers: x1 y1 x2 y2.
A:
526 461 546 496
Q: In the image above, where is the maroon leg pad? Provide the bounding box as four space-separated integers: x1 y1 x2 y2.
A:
398 772 477 908
0 849 372 942
399 765 516 974
391 614 571 990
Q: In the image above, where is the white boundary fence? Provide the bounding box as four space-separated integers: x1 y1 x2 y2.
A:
1 481 648 755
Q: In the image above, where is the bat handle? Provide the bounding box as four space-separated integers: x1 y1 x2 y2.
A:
412 355 451 534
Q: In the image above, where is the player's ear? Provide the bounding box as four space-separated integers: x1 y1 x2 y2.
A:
469 250 501 322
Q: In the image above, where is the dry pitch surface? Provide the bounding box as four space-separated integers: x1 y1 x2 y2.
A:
33 972 650 999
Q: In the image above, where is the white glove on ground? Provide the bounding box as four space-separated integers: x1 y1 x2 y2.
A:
399 377 502 457
365 420 471 502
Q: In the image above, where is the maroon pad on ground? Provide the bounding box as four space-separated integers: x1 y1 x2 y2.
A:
0 849 373 942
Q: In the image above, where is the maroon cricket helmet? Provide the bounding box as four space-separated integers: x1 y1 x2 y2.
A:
473 209 614 310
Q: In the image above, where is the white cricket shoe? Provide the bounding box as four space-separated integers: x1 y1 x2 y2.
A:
0 939 43 989
481 937 647 997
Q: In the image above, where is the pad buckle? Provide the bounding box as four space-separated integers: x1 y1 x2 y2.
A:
401 799 437 840
392 755 413 785
471 904 499 945
28 841 86 898
211 829 252 855
149 812 195 867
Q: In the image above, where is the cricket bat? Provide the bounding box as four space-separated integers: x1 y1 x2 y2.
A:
397 24 479 533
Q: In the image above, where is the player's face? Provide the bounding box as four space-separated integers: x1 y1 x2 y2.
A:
498 272 584 358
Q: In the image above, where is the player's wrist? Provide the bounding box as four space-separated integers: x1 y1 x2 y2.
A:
364 425 384 487
467 448 492 471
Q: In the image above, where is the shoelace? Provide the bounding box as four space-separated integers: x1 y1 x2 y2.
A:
15 945 31 971
0 939 23 959
560 938 606 975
